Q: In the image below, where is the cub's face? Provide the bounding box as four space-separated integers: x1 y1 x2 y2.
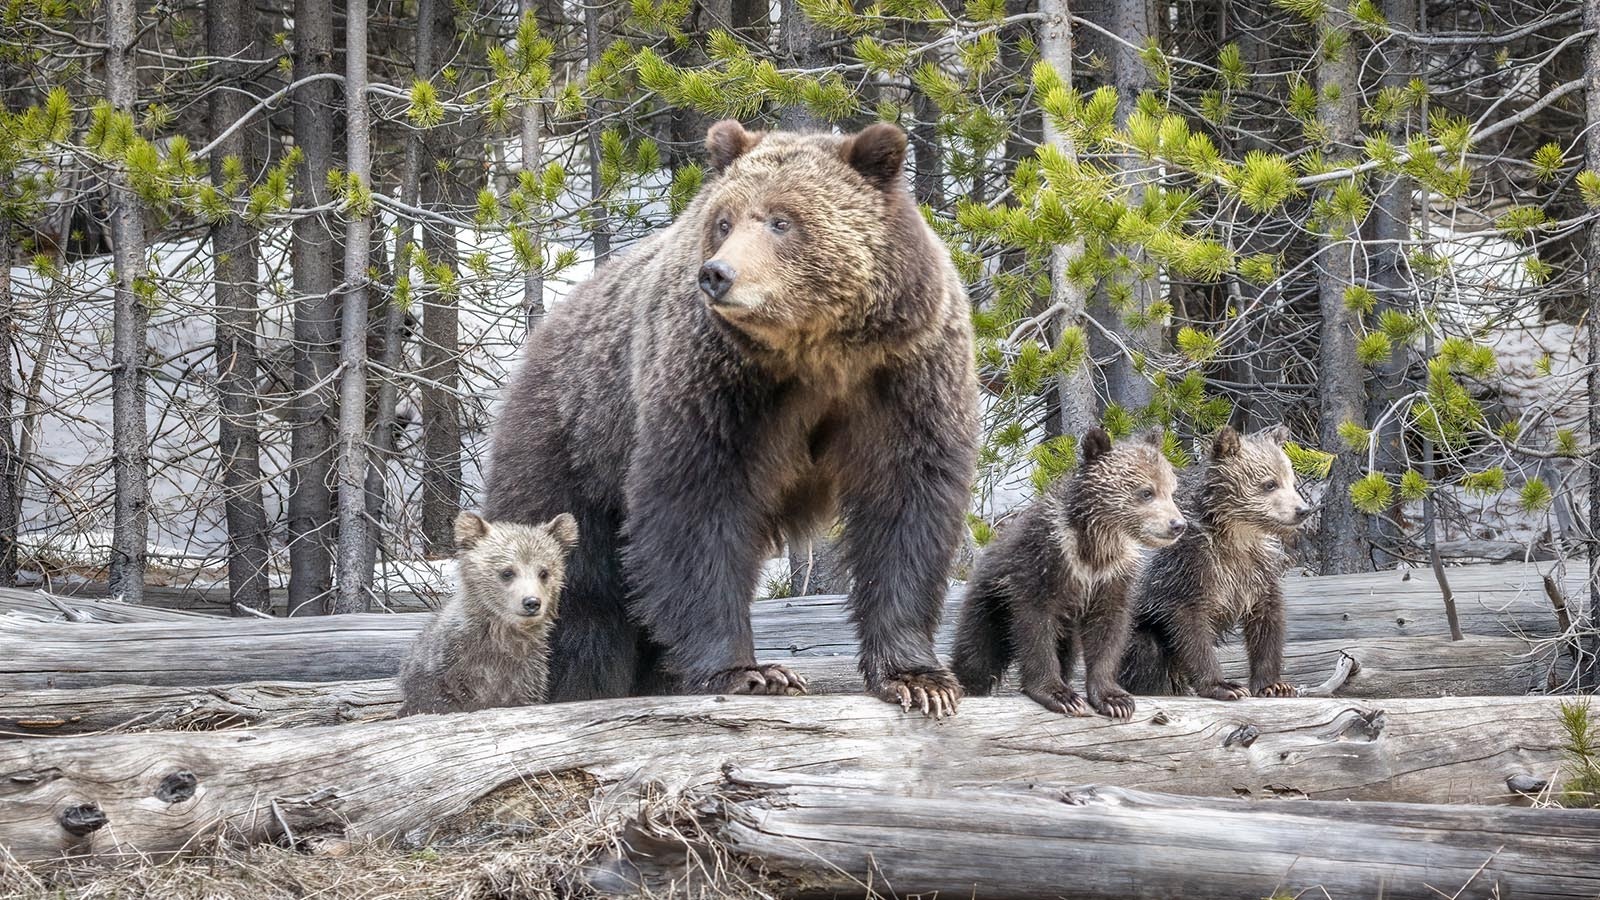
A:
692 120 909 341
453 512 579 629
1208 425 1314 534
1078 427 1187 549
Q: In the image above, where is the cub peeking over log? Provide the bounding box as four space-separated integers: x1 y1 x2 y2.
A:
398 512 578 716
482 120 978 716
1120 425 1313 700
950 428 1185 718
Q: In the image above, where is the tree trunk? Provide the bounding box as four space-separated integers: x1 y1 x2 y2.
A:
584 1 611 260
1088 0 1159 414
106 0 149 604
1039 0 1097 436
519 0 546 334
0 197 16 587
416 0 466 555
632 769 1600 900
1312 5 1371 575
0 695 1569 861
776 0 826 130
208 0 272 614
787 534 850 596
288 0 341 614
1584 0 1600 688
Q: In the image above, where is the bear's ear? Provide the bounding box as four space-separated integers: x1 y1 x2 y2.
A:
454 512 490 551
842 123 907 190
1256 423 1292 445
1081 427 1112 466
543 512 580 551
706 120 761 173
1211 426 1242 460
1137 426 1165 448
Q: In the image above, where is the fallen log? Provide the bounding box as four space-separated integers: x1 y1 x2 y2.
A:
0 588 211 624
0 634 1561 735
626 768 1600 900
0 695 1570 861
0 563 1570 691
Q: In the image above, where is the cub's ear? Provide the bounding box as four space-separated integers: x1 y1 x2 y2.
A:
1081 427 1113 466
1137 427 1165 448
1211 425 1242 460
543 512 580 551
707 120 762 173
1256 423 1293 445
842 123 907 190
454 512 490 552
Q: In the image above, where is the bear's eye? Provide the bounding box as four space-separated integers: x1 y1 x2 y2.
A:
499 568 516 582
716 218 731 236
538 567 550 582
1261 480 1279 493
1136 488 1155 502
770 217 791 234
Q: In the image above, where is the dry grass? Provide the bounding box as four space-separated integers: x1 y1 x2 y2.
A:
0 772 782 900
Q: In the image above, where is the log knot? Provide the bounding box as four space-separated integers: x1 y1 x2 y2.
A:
1332 708 1386 741
155 770 198 803
59 802 107 836
1223 724 1260 749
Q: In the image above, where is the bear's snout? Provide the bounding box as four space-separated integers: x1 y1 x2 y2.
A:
521 596 544 616
698 260 737 302
1166 518 1187 538
1292 502 1315 523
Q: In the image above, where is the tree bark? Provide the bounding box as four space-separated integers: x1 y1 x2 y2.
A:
208 0 272 614
417 0 466 555
1584 0 1600 687
776 0 826 130
584 1 611 260
631 769 1600 900
1040 0 1098 435
332 0 372 613
0 196 16 587
0 695 1570 861
106 0 149 604
1 679 400 735
519 0 546 334
1312 6 1372 575
288 0 341 614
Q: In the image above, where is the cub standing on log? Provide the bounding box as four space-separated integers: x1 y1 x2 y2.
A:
1120 425 1313 700
483 121 979 716
398 512 578 716
950 428 1186 718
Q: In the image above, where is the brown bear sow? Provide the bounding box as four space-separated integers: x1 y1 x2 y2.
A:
1120 425 1314 700
950 428 1185 719
397 512 578 716
483 121 979 716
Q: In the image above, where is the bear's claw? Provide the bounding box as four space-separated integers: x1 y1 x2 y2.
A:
879 670 961 719
1252 681 1298 698
1199 680 1251 701
1025 682 1094 717
710 663 809 696
1089 688 1137 720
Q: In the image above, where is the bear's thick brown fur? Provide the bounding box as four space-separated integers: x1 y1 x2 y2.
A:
398 512 578 716
483 121 978 715
949 428 1185 718
1120 425 1314 700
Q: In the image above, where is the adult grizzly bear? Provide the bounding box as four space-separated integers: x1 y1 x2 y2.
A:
484 120 978 716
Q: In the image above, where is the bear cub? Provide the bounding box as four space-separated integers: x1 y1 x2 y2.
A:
1120 425 1313 700
398 511 579 716
950 427 1185 718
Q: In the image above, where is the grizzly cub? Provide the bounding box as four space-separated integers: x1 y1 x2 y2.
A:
397 512 579 716
1120 425 1313 700
950 428 1186 718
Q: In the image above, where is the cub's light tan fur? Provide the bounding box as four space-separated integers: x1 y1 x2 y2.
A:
398 512 578 716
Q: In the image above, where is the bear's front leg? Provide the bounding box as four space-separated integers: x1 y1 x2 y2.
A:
837 352 978 718
621 400 808 697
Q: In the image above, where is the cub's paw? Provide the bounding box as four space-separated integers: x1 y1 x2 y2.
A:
1024 683 1094 717
1198 680 1251 701
1252 681 1298 698
1088 687 1137 720
877 669 962 719
707 664 809 696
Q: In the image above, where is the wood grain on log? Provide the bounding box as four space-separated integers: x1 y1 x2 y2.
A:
0 695 1569 861
638 768 1600 900
0 634 1560 736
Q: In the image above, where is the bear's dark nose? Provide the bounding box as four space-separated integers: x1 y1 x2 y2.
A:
1294 503 1315 522
698 260 736 302
1168 518 1187 538
522 596 543 615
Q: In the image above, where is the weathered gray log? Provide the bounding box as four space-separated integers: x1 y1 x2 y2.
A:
629 768 1600 900
0 695 1570 861
0 561 1572 691
0 634 1563 736
0 588 211 624
0 680 401 735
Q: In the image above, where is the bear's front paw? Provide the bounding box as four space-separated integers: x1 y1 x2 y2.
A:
877 669 962 719
706 664 809 696
1198 680 1251 701
1251 681 1298 698
1087 686 1137 720
1023 682 1093 717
